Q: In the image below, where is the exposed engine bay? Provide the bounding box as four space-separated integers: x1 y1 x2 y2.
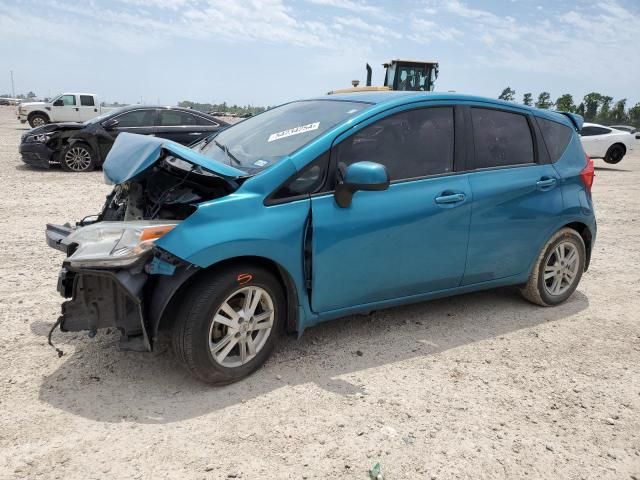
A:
95 156 239 223
45 133 251 354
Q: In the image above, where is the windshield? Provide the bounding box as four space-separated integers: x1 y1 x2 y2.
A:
194 100 370 173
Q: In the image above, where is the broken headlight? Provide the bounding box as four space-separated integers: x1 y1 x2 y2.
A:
64 221 179 268
25 133 52 143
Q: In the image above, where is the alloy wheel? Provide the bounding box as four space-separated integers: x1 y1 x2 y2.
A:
610 147 623 162
64 147 92 171
543 241 580 296
208 286 275 368
31 117 45 127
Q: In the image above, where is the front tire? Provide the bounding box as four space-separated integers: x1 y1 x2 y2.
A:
28 113 49 128
604 144 625 164
172 264 285 385
60 143 97 172
520 228 585 306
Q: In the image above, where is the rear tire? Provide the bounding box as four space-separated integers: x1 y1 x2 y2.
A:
520 228 585 306
60 143 97 172
604 144 625 164
172 264 285 385
28 113 49 128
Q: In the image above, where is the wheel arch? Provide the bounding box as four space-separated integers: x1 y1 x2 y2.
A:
27 110 49 122
151 255 300 344
608 142 627 155
562 221 593 270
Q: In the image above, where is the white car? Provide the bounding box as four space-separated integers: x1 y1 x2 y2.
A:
580 122 635 164
16 93 116 128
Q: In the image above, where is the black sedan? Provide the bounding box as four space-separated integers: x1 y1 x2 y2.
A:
19 106 228 172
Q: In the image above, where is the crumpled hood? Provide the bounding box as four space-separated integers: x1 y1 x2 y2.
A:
103 132 247 185
30 122 85 134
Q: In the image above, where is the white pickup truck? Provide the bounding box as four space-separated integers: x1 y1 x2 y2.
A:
17 93 116 128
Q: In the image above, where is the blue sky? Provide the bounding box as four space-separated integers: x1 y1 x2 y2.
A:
1 0 638 107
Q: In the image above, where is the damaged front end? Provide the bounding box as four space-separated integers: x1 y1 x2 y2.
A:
46 133 247 352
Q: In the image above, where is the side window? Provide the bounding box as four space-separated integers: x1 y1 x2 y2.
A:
335 107 454 181
536 117 573 163
159 110 198 126
471 108 534 168
61 95 76 106
195 115 219 126
113 110 155 128
580 126 596 136
80 95 95 107
270 152 329 201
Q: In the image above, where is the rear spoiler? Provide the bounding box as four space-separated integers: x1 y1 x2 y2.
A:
559 112 584 132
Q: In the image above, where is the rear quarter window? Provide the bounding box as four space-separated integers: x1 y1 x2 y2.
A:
536 117 573 162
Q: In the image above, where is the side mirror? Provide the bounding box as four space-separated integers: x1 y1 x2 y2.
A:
102 118 119 130
52 99 64 107
334 161 390 208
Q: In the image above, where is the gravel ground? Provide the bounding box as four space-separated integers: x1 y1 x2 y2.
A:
0 105 639 480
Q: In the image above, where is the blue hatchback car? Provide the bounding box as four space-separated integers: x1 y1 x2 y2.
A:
46 91 596 384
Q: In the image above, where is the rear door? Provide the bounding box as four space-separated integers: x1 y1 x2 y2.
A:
156 109 220 145
77 95 99 121
310 105 472 312
461 106 564 285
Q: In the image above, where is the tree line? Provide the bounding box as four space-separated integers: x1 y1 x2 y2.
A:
178 100 267 116
498 87 640 126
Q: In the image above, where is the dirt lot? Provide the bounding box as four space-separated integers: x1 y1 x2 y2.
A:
0 105 638 480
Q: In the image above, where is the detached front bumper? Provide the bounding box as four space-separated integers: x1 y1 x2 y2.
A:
47 223 152 351
20 142 55 168
57 267 151 351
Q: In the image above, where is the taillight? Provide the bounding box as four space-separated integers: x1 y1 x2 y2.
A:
580 155 594 193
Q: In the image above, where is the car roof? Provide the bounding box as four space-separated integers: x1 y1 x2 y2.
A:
106 105 225 123
582 122 610 128
313 90 574 127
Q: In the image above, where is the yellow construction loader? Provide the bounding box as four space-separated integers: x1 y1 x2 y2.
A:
329 59 439 95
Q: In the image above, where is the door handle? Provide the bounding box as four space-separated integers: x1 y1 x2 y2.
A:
74 107 79 111
435 193 466 204
536 178 557 189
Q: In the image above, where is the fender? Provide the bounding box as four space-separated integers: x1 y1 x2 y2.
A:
146 255 302 343
146 263 200 343
67 135 101 161
28 110 49 121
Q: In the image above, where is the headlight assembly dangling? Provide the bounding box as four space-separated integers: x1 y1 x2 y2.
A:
65 222 179 268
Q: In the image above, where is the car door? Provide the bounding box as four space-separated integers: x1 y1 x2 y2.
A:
52 94 81 122
156 109 218 145
310 105 472 313
77 95 99 122
97 108 158 159
461 106 564 285
110 108 157 135
580 126 611 157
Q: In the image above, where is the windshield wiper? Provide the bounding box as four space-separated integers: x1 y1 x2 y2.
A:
214 140 241 166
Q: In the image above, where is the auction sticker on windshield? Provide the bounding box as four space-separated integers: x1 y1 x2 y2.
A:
268 122 320 142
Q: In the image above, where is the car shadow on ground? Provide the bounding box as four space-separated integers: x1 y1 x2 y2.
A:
38 288 589 424
594 166 632 172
